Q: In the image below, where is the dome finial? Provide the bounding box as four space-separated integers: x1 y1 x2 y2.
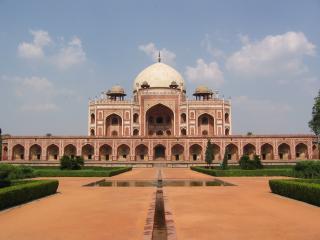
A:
158 51 161 62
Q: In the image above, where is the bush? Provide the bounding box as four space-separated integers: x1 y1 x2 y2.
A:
60 156 84 170
221 150 228 170
191 166 293 177
239 155 263 170
0 164 35 181
0 180 59 210
269 179 320 206
293 160 320 178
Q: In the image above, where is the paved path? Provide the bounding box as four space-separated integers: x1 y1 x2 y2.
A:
0 168 319 240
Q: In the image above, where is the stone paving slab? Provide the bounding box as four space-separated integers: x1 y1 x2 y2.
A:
165 176 320 240
0 174 154 240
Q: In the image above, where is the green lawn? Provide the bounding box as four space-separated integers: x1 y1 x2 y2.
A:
191 166 293 177
34 166 132 177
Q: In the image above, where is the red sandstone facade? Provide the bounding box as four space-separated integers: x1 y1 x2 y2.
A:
1 60 318 166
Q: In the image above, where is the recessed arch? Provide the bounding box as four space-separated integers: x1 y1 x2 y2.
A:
295 143 308 160
29 144 42 160
312 144 319 159
212 143 221 161
64 144 77 158
225 128 230 136
225 112 230 123
106 114 122 136
181 113 186 123
198 113 214 136
135 144 148 161
278 143 291 160
156 130 164 136
133 113 139 123
117 144 130 161
90 129 95 136
146 104 174 137
47 144 59 160
261 143 274 160
181 128 187 136
12 144 25 160
225 143 238 161
99 144 112 161
90 113 95 124
154 144 166 160
189 144 202 161
133 129 139 136
243 143 256 160
171 144 184 161
2 146 8 160
82 144 94 160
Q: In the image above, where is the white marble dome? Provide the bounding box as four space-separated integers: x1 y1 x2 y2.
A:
133 62 185 91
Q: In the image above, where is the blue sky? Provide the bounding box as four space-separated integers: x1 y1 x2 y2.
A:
0 0 319 135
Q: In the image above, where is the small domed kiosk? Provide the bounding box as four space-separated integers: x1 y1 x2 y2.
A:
106 85 126 101
193 85 213 100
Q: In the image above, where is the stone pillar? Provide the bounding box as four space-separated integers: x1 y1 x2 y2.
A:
41 146 47 161
7 145 12 161
25 145 30 161
94 142 99 161
274 143 279 160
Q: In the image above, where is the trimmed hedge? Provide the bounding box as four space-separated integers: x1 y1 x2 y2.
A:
35 167 132 177
191 166 293 177
269 179 320 206
0 180 59 210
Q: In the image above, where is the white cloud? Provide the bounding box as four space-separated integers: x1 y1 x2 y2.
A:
17 31 86 70
226 31 316 78
3 75 76 112
201 34 225 59
18 30 51 59
53 37 86 70
185 59 224 87
139 42 176 65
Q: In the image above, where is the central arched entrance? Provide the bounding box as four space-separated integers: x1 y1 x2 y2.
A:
146 104 174 136
154 145 166 160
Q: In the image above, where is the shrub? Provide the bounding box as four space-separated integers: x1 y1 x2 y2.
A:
239 155 263 170
221 150 228 170
191 166 292 177
293 160 320 178
269 179 320 206
0 164 35 182
60 155 84 170
205 140 214 167
0 180 59 210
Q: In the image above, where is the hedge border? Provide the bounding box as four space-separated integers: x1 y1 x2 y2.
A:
35 167 132 177
269 179 320 206
0 180 59 210
191 166 293 177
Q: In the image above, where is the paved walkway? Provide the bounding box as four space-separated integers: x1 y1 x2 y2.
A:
0 168 319 240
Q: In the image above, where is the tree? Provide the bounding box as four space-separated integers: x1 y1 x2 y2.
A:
309 90 320 159
205 139 214 168
0 128 2 161
247 132 253 136
221 148 228 170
